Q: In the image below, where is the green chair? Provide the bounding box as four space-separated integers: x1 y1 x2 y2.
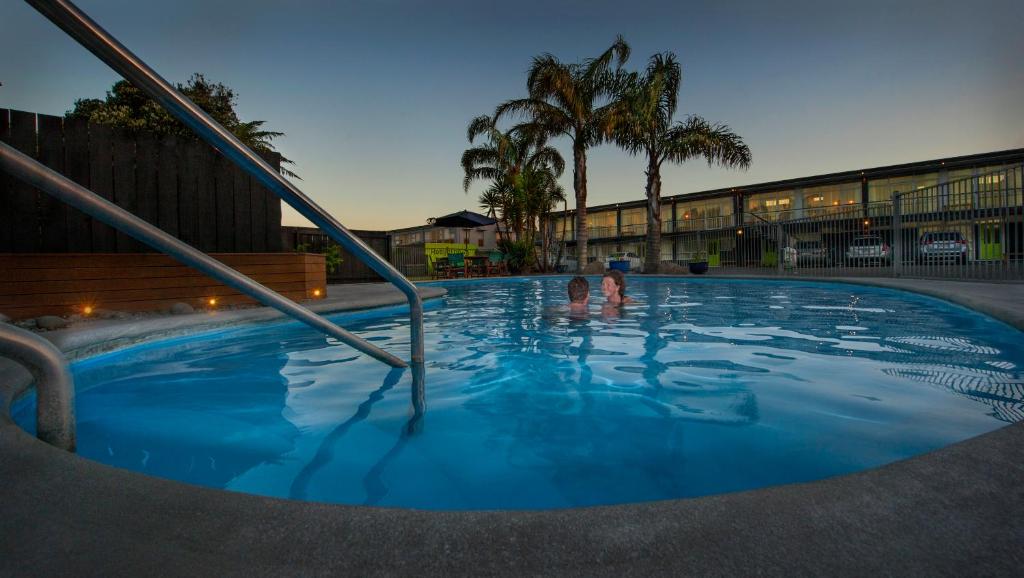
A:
487 251 505 276
448 253 466 278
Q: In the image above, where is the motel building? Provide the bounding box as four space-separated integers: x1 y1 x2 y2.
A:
549 148 1024 269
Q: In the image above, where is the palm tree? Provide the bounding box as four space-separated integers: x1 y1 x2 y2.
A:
519 165 566 270
495 37 631 272
614 52 751 273
477 187 508 241
461 115 565 243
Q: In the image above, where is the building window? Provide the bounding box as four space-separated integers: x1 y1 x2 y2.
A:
587 210 617 239
745 190 794 222
676 198 734 230
620 208 646 236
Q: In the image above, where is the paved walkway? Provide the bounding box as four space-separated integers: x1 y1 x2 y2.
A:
1 277 1022 576
699 274 1024 330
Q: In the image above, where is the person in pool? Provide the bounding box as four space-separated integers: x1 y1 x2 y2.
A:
601 269 635 305
567 276 590 314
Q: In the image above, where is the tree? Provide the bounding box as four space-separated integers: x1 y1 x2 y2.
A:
495 36 631 272
66 74 297 178
461 115 565 256
614 52 751 273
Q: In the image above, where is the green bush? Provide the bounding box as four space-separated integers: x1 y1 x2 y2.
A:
325 244 342 274
498 238 534 274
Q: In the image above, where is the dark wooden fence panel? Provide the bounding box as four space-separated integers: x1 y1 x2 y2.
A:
111 127 138 252
0 108 284 254
37 115 67 252
0 109 11 251
88 122 116 252
10 110 39 253
135 132 159 229
192 143 216 252
177 140 199 248
233 172 252 252
214 154 234 252
264 176 282 251
250 175 267 252
157 135 179 238
63 117 92 252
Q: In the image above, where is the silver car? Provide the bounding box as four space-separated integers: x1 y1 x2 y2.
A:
845 236 891 266
918 231 968 263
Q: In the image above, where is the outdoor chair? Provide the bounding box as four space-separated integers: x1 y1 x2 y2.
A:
486 251 506 276
447 253 466 278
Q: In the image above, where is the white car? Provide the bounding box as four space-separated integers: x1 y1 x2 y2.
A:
845 236 891 266
605 252 643 272
551 255 578 273
918 231 968 263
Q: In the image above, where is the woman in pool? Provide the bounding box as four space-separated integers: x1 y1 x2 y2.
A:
601 269 635 305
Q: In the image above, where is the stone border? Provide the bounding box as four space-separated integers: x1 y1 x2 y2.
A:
2 277 1022 575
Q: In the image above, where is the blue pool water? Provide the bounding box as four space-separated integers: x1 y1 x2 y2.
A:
11 278 1024 510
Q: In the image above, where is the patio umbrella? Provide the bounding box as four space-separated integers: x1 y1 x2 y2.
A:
428 210 496 228
429 210 498 253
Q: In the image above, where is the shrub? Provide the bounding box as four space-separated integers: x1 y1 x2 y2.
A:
497 238 534 274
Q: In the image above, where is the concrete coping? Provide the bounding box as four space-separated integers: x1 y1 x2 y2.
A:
1 277 1022 575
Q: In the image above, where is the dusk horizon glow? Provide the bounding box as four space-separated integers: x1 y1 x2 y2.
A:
2 0 1021 231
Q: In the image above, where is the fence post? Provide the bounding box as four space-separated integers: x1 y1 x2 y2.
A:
891 191 902 277
776 224 784 274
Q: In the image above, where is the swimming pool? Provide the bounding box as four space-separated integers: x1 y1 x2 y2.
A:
12 277 1024 510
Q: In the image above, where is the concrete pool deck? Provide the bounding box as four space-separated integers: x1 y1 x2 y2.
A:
1 277 1022 575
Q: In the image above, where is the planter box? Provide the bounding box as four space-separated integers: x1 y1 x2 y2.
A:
0 253 326 320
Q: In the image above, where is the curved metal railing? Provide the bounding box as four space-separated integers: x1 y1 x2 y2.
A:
25 0 425 365
0 324 75 452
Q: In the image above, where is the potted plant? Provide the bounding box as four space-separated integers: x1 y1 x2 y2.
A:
688 249 709 275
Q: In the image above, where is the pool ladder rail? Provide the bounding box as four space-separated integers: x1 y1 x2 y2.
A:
1 0 427 450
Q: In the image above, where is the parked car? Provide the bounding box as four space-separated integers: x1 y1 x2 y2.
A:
794 240 833 266
918 231 968 263
845 236 891 266
605 252 643 272
553 255 578 273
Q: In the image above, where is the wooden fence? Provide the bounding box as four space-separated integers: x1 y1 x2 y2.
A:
0 108 283 254
0 253 325 320
280 226 390 283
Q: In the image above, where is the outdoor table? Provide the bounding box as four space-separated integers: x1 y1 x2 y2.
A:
465 255 489 277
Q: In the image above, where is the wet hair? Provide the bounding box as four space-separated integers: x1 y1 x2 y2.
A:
567 276 590 303
603 269 627 300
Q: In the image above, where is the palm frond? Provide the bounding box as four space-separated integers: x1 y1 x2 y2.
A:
527 145 566 177
661 116 752 169
467 114 502 143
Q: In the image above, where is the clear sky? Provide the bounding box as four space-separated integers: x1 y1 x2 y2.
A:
2 0 1022 230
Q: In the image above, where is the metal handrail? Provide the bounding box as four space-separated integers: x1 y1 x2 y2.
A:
0 324 75 452
0 142 406 368
26 0 425 365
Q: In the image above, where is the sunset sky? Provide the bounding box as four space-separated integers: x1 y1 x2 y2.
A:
2 0 1021 230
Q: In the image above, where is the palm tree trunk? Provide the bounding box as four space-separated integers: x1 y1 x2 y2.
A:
554 199 567 271
644 155 662 274
539 214 547 272
574 142 588 273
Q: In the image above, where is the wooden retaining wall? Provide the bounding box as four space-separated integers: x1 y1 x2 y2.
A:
0 253 325 320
